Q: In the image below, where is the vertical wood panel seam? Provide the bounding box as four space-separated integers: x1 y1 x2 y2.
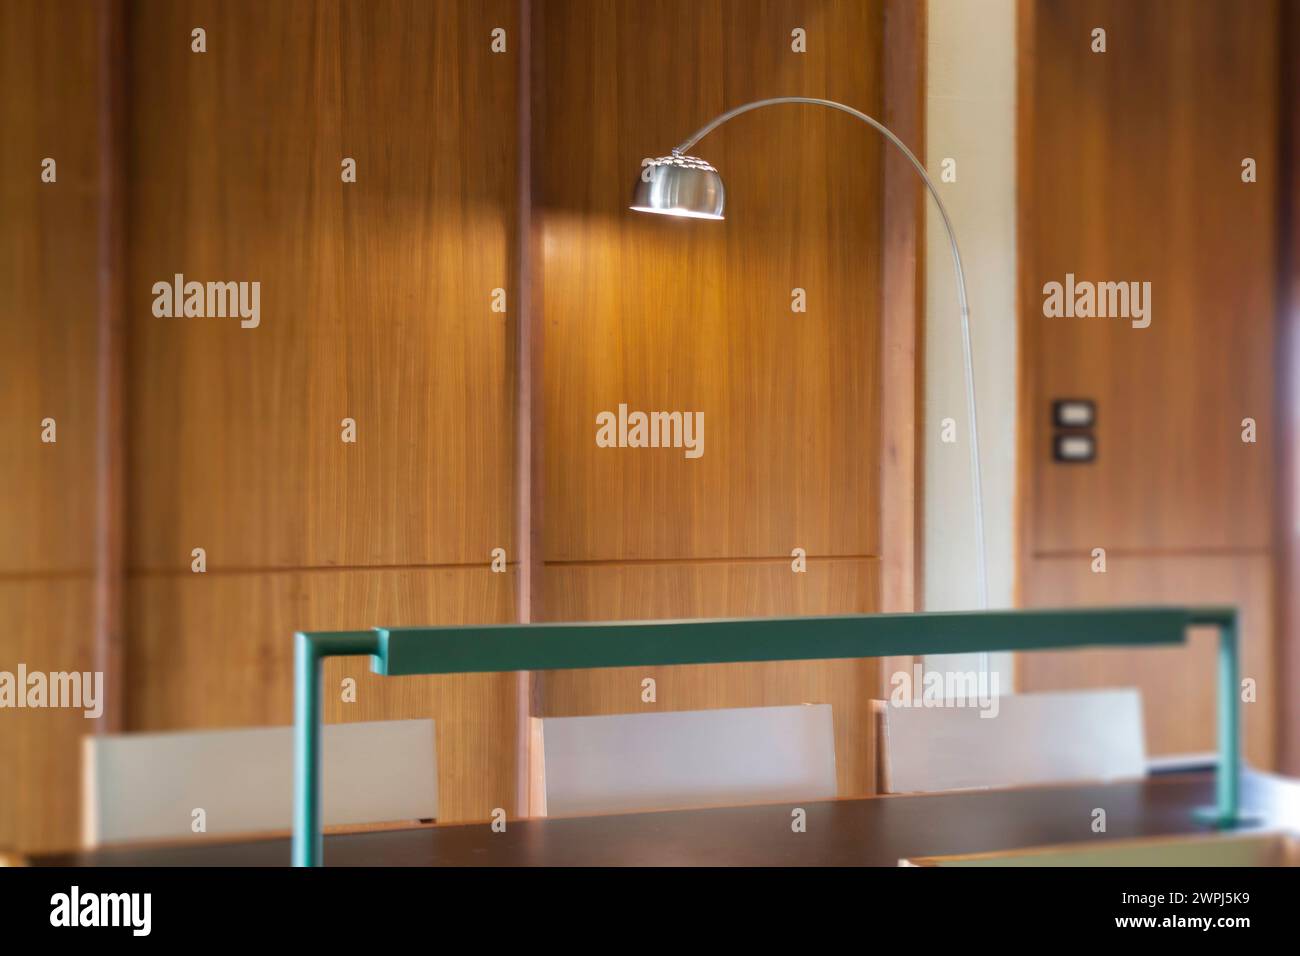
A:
514 0 540 816
94 0 128 734
877 0 925 702
1274 0 1299 774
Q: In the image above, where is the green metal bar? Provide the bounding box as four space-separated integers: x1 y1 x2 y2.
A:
291 630 382 868
372 607 1192 676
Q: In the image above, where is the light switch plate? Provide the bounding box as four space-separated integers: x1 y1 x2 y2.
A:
1052 398 1096 428
1053 432 1096 463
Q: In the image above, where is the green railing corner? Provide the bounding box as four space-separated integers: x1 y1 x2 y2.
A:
291 606 1244 866
291 630 381 868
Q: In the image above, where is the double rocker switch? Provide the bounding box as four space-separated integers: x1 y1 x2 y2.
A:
1052 399 1096 463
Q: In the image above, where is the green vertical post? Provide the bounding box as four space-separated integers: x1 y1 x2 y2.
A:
291 632 321 868
292 630 381 867
1190 607 1247 827
1216 615 1240 823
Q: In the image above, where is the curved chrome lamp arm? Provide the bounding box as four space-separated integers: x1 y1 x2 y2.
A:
676 96 988 611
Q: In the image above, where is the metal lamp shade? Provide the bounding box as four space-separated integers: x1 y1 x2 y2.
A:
630 154 725 220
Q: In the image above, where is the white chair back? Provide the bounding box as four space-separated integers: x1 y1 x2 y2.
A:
877 688 1145 794
83 718 437 845
533 704 837 816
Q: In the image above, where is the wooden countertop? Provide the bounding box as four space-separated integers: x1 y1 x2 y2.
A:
31 771 1300 867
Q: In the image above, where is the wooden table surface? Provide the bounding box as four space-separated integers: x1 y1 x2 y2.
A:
32 771 1300 867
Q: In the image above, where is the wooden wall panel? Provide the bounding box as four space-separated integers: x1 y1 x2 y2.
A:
128 569 518 823
0 1 105 854
0 2 102 574
127 0 518 572
538 0 883 563
1016 0 1281 769
1020 0 1277 554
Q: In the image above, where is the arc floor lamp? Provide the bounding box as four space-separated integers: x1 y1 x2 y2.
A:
287 102 1251 868
631 97 989 610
